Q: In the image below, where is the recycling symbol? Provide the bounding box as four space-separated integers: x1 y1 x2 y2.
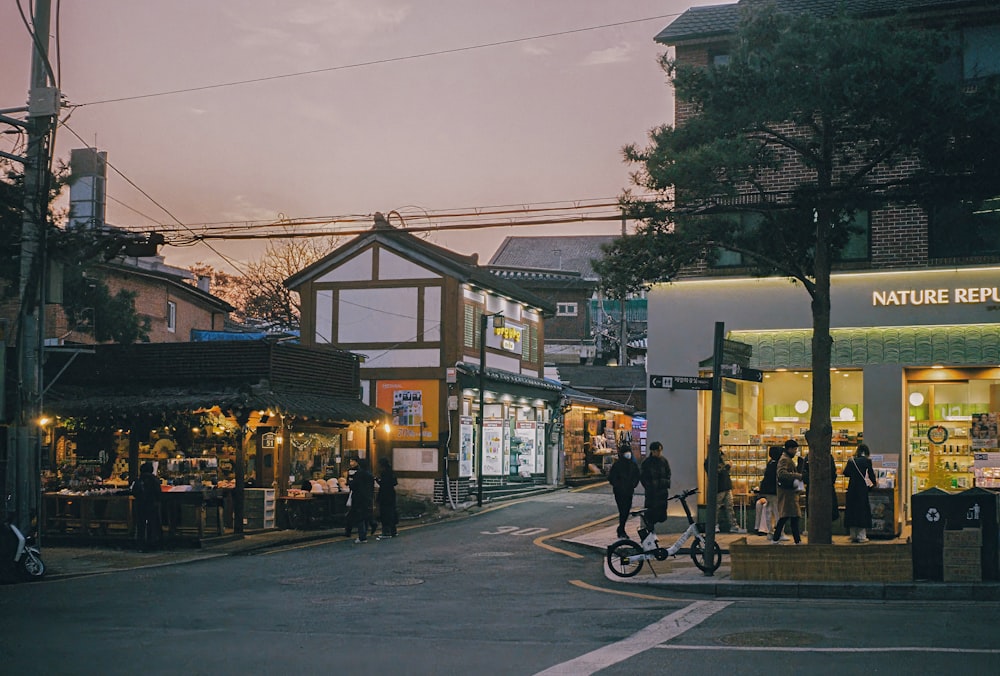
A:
926 507 941 522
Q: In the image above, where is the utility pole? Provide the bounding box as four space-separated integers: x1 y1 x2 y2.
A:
13 0 58 533
618 213 628 367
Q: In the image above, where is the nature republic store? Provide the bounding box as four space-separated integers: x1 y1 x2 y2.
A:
647 267 1000 529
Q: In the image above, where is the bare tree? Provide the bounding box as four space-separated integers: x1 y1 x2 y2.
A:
188 262 250 322
241 237 339 331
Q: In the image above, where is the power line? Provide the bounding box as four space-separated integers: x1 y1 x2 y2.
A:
71 13 680 108
163 212 628 245
62 122 250 275
144 199 629 234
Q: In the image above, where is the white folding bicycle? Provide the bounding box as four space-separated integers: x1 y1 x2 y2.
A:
606 488 722 577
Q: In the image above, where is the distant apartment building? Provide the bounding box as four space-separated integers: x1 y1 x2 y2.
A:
488 235 647 365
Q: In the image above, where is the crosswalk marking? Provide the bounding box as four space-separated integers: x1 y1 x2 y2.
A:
534 600 731 675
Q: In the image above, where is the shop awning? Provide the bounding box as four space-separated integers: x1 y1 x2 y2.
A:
709 324 1000 370
40 341 386 424
455 362 563 402
44 386 386 424
562 386 635 414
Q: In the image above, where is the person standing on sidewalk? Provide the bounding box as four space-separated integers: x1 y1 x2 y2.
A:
843 443 877 543
706 449 745 534
754 445 782 536
640 441 671 529
608 442 641 539
771 440 803 544
349 458 375 543
131 461 162 552
375 456 399 540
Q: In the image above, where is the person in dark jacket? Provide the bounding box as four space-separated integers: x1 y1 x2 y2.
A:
843 444 878 543
375 456 399 540
705 449 744 533
754 446 782 536
639 441 671 529
343 457 359 538
607 443 641 538
131 461 162 552
803 452 840 524
348 458 375 543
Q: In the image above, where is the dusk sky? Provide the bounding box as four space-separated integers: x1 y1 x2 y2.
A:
1 1 719 275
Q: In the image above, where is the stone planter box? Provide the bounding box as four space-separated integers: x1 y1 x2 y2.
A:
729 537 913 582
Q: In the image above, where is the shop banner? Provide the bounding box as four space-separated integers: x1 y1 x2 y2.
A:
483 419 504 475
971 412 998 449
535 424 546 474
376 380 439 442
459 416 474 478
514 422 537 476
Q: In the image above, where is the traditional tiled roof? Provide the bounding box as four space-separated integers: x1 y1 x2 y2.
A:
45 387 385 423
562 386 636 413
656 0 984 44
555 365 648 391
42 340 384 423
455 362 563 393
488 235 618 281
487 266 595 290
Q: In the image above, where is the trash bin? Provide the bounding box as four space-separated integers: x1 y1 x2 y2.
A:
948 487 1000 581
911 487 952 581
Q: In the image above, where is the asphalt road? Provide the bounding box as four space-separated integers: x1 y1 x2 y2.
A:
1 485 998 675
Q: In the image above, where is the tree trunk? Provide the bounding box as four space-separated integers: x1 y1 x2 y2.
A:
807 205 834 544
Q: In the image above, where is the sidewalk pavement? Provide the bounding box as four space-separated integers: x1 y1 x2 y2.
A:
563 520 1000 601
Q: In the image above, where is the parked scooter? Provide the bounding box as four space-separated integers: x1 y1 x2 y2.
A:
2 504 45 581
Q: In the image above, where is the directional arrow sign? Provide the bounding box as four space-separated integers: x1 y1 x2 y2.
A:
720 363 763 382
649 374 713 390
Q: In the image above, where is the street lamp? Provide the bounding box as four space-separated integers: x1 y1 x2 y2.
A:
477 312 503 507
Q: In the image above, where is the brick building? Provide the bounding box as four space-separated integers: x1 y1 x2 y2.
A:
645 0 1000 529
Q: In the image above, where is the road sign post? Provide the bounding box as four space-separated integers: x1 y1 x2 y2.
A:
649 375 712 390
720 363 764 382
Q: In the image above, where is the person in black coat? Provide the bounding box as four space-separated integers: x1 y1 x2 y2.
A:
639 441 671 530
803 452 840 524
843 444 877 543
607 443 641 539
131 461 162 552
375 456 399 540
348 458 375 543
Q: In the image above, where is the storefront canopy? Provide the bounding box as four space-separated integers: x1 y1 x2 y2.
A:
44 386 384 424
41 341 386 424
455 362 563 402
701 324 1000 370
562 386 635 414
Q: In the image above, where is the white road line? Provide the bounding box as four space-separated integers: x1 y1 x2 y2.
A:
656 645 1000 654
534 600 731 675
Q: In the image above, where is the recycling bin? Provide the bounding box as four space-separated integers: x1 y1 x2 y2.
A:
911 487 951 581
949 487 1000 581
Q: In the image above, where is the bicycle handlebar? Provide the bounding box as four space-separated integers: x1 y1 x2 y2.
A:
670 488 698 501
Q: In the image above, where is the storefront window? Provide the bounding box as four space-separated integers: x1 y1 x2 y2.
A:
705 370 864 499
287 428 343 489
907 375 996 493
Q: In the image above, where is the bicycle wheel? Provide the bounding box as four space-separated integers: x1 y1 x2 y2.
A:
689 537 722 573
607 540 645 578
